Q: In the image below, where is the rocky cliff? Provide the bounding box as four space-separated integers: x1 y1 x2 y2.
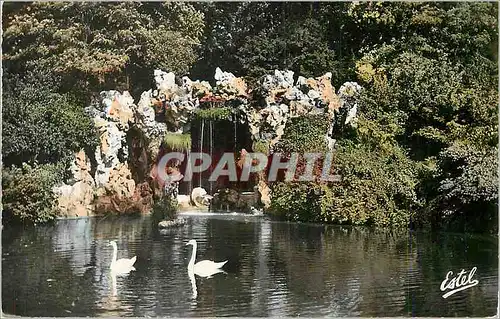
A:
53 68 360 216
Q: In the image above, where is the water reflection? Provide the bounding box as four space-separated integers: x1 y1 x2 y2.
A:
2 214 498 317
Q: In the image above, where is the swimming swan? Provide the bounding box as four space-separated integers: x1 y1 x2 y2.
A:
186 239 227 277
109 240 137 274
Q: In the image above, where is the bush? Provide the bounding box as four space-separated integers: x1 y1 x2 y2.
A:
269 182 321 222
2 71 98 167
325 141 419 227
417 142 499 233
2 163 65 225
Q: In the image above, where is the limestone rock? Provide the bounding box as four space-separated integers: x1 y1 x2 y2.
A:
191 80 213 98
136 91 168 139
317 73 340 114
54 69 361 218
215 67 235 84
191 187 213 207
142 70 201 133
99 90 135 129
94 121 127 187
262 70 295 91
54 182 95 217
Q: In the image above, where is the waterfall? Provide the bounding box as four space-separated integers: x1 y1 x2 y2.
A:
233 113 237 151
199 119 204 188
209 119 214 195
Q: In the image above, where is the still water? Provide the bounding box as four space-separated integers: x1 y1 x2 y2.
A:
2 213 498 317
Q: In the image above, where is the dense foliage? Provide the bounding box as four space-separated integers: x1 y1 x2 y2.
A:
3 2 205 97
274 115 331 154
163 133 192 152
2 71 98 225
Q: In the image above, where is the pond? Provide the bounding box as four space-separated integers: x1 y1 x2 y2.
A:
2 213 498 317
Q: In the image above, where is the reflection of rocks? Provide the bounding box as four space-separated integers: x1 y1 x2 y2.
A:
257 180 271 209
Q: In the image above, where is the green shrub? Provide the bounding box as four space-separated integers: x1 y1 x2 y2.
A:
151 196 178 224
274 115 330 154
419 142 499 233
163 133 192 151
2 163 65 225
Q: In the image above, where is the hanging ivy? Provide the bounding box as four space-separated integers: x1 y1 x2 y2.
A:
163 133 192 151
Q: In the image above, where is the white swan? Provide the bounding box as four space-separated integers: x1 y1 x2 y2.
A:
186 239 227 278
109 240 137 274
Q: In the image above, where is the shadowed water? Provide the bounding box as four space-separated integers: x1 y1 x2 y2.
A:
2 213 498 317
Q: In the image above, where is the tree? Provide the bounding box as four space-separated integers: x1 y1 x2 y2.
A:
3 2 205 96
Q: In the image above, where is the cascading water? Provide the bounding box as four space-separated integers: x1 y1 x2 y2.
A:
199 119 204 188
